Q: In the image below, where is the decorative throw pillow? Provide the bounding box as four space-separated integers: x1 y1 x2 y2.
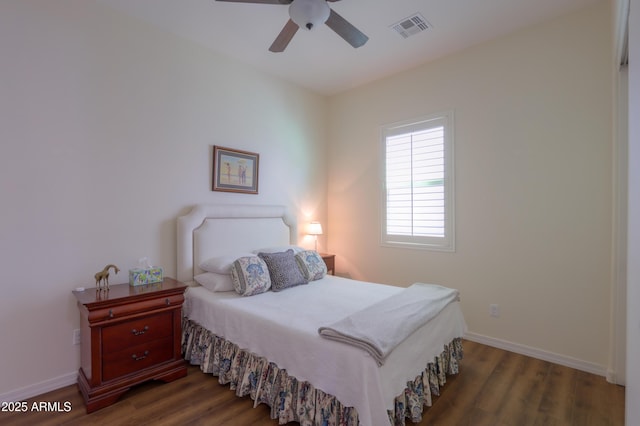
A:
230 256 271 296
199 252 254 274
194 272 235 292
258 249 308 291
295 250 327 281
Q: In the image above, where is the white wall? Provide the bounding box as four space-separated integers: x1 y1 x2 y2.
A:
0 0 327 396
626 0 640 422
327 2 614 372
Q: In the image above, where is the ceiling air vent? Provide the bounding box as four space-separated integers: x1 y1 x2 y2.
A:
391 13 431 39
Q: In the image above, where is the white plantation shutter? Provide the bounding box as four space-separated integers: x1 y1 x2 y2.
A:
381 112 454 251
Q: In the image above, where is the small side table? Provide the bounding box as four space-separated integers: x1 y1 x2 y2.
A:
73 277 188 413
319 253 335 275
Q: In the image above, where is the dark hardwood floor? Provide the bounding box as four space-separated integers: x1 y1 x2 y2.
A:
0 340 624 425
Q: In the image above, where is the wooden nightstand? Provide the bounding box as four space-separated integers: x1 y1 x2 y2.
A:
319 253 335 275
73 277 188 413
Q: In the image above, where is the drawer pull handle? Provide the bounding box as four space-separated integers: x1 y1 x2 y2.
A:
132 351 149 361
131 326 149 336
108 309 114 318
165 298 170 306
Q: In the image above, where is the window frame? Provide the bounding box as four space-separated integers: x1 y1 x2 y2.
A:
380 111 455 252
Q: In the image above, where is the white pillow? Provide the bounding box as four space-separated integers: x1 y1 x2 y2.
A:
199 253 254 274
194 272 235 292
252 245 304 254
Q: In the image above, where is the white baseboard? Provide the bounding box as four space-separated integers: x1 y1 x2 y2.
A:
464 332 608 377
606 368 626 385
0 372 77 403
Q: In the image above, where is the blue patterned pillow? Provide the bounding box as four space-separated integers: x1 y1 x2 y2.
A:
295 250 327 281
230 256 271 296
258 249 308 291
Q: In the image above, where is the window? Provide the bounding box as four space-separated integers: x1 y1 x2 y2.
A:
381 112 454 251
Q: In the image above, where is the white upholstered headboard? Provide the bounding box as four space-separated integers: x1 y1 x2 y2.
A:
176 204 297 283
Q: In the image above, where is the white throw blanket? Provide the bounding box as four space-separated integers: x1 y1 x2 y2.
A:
318 283 459 366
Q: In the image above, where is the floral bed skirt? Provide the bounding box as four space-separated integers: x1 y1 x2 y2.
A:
182 318 463 426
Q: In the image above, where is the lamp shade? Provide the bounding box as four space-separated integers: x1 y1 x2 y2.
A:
289 0 330 31
308 221 323 235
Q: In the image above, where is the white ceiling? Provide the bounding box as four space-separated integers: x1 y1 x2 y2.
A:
96 0 602 95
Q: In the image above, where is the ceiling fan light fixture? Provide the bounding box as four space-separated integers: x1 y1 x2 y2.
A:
289 0 330 30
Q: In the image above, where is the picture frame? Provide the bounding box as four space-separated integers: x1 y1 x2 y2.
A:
212 146 259 194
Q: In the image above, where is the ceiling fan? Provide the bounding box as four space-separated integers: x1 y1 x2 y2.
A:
216 0 369 52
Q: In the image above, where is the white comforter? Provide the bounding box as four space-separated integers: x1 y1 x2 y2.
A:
183 275 467 426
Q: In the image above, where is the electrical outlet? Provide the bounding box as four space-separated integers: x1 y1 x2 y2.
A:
73 329 81 345
490 304 500 318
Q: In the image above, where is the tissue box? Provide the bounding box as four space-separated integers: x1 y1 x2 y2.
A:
129 267 163 286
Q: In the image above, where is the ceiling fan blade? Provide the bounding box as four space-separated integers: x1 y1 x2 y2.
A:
269 19 299 52
325 9 368 48
216 0 292 4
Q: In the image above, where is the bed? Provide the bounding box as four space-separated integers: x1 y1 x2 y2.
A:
177 204 467 426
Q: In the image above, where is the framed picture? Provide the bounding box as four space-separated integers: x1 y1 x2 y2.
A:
212 146 259 194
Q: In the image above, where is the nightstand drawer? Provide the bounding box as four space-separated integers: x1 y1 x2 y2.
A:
87 293 184 323
102 312 172 352
102 337 174 381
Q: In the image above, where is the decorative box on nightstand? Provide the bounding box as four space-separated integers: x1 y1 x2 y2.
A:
319 253 335 275
73 278 187 413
